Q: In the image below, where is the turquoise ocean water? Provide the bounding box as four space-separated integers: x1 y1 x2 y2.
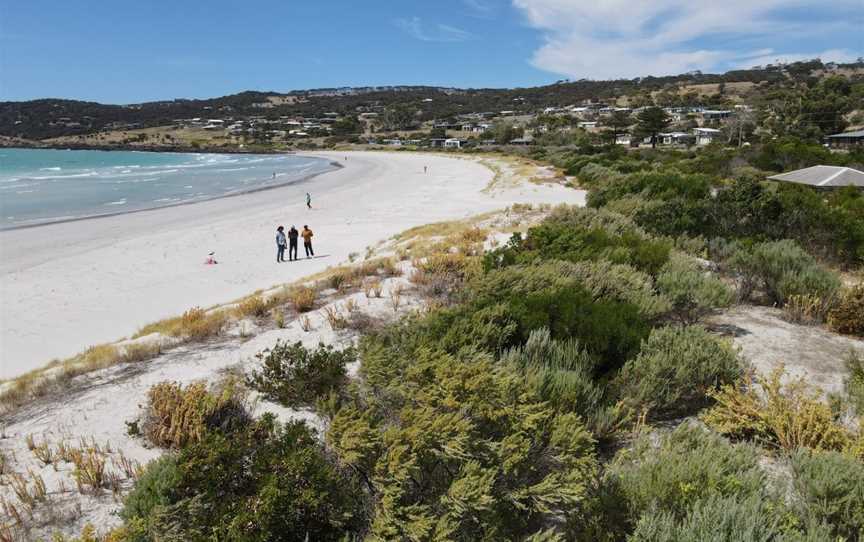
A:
0 148 336 229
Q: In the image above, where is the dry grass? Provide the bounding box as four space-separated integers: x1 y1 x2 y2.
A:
288 286 317 312
118 341 163 364
73 450 107 494
322 305 348 330
234 295 272 319
136 307 228 341
141 378 248 449
299 314 313 332
389 285 405 313
273 309 286 329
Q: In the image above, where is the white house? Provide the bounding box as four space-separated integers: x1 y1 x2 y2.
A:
444 138 463 149
694 127 722 145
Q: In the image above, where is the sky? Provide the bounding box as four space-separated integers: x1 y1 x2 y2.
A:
0 0 862 104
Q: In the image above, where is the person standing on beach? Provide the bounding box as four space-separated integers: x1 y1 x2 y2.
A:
424 165 427 174
302 225 314 258
306 192 312 209
276 226 287 263
288 225 299 261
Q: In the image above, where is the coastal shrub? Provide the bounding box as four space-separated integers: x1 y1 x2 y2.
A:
783 293 834 325
563 259 671 319
124 416 365 541
828 284 864 336
844 351 864 416
287 286 316 312
702 367 853 452
627 494 814 542
469 264 651 365
502 329 602 413
484 206 672 275
617 325 743 417
328 345 598 541
602 425 766 536
790 449 864 540
587 170 712 210
247 341 354 407
725 240 840 305
141 378 250 449
121 455 181 523
655 253 733 324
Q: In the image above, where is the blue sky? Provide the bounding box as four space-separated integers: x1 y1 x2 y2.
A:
1 0 861 104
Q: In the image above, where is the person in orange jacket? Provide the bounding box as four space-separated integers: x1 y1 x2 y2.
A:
301 225 314 258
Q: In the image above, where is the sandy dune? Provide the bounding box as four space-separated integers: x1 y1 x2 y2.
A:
0 151 583 378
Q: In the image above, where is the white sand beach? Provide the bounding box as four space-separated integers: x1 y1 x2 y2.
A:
0 151 583 379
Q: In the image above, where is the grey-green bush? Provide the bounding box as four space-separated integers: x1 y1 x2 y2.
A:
617 325 743 416
656 253 733 324
726 240 840 305
629 494 833 542
791 449 864 540
609 425 765 521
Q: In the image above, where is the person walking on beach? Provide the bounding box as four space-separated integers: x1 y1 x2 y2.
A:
424 165 427 174
306 192 312 209
287 225 299 261
276 226 287 262
302 225 314 258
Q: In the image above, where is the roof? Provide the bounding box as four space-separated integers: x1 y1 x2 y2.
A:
694 127 721 133
768 165 864 188
826 130 864 139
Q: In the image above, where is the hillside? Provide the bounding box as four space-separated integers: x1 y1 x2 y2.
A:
3 59 862 141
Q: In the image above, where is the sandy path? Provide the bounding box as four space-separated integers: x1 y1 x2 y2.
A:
0 151 583 378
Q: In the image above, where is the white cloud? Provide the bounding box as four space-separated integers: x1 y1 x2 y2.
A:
394 17 474 42
512 0 862 79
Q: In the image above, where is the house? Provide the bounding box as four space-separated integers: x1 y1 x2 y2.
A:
615 134 632 146
578 121 598 129
443 138 463 149
694 127 722 145
700 110 732 121
659 132 693 145
825 130 864 149
509 137 533 145
767 165 864 189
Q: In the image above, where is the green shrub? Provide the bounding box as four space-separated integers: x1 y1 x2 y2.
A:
828 284 864 336
617 325 742 416
125 416 366 541
656 253 733 324
564 259 671 319
485 207 672 275
629 494 813 542
331 342 599 541
121 455 180 523
844 351 864 416
587 170 712 210
609 425 766 523
790 449 864 540
502 329 601 411
726 240 840 305
247 341 354 407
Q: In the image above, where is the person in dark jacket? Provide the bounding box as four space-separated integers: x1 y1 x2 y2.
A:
302 225 314 257
276 226 287 262
287 225 299 261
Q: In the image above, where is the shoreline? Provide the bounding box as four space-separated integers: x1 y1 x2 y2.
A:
0 159 343 232
0 141 299 155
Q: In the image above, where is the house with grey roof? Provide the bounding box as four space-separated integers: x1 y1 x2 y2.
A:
767 165 864 189
825 130 864 148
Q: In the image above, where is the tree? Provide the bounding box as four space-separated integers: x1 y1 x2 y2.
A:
635 107 671 148
606 110 633 141
380 104 417 131
487 121 524 144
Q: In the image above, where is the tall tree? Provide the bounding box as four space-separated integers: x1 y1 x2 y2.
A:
606 110 633 141
635 107 671 148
